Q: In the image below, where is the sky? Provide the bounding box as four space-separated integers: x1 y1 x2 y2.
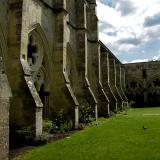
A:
97 0 160 63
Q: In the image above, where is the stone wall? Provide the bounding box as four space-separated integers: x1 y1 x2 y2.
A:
0 58 11 160
99 42 127 112
8 0 37 135
124 61 160 107
0 1 10 159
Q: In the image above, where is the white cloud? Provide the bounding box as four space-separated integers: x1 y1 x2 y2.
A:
97 0 160 59
123 58 149 64
122 53 160 63
152 54 160 61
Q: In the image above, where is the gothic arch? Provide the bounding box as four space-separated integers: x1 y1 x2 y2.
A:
28 24 52 113
26 24 52 90
27 23 52 73
20 23 52 122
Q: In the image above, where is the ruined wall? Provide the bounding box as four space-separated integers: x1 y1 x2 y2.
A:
125 61 160 107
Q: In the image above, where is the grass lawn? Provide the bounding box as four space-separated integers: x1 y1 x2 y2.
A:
18 108 160 160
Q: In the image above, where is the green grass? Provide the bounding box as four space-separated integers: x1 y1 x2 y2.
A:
18 108 160 160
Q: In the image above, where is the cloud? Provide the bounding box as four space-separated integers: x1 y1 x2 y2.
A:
152 54 160 61
99 21 114 32
146 26 160 40
115 0 137 16
105 31 117 36
118 37 141 46
122 52 160 64
123 59 149 64
98 0 116 8
144 13 160 27
97 0 160 61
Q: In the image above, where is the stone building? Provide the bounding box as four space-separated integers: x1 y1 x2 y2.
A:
0 0 129 159
125 61 160 107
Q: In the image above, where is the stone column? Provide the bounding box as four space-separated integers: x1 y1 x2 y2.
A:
115 62 126 110
120 66 128 107
53 0 79 128
106 52 117 111
35 107 43 137
75 0 97 120
0 57 12 160
87 1 109 118
75 106 79 128
99 46 110 115
108 56 124 111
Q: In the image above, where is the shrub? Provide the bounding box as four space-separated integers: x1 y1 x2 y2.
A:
34 133 50 146
51 110 74 133
43 119 53 133
109 111 116 117
13 126 35 147
60 120 73 132
79 102 95 124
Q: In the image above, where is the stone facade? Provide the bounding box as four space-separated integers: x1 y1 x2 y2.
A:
0 0 128 159
125 61 160 107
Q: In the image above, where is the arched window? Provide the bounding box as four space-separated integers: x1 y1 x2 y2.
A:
27 32 43 72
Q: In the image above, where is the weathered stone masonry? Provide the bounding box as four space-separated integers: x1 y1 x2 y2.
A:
0 1 12 159
0 0 128 159
125 61 160 107
0 58 11 160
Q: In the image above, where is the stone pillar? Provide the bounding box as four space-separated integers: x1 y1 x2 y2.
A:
104 51 117 112
75 106 79 128
99 47 110 115
52 1 80 128
99 43 118 113
115 62 126 110
75 0 97 120
35 107 43 137
108 55 124 111
95 104 98 120
0 57 12 160
106 52 117 111
120 66 128 107
86 1 109 118
24 75 43 137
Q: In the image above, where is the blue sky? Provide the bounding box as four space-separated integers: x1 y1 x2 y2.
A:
97 0 160 63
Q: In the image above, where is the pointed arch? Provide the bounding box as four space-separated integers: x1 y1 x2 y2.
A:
27 23 52 74
20 23 52 91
